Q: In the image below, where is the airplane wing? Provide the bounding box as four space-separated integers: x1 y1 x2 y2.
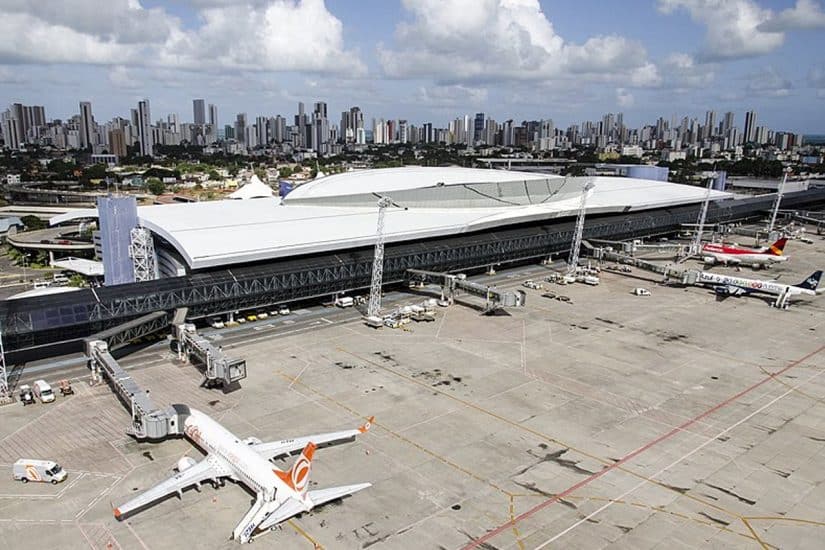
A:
252 417 373 461
256 483 372 532
114 456 229 519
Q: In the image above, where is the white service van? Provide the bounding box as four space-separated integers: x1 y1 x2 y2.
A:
335 296 354 308
32 380 55 403
13 459 67 484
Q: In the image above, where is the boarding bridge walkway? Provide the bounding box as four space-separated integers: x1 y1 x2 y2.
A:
85 339 185 440
173 323 247 389
589 245 683 278
407 269 526 312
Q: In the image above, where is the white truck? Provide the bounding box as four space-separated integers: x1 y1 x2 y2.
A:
335 296 354 308
13 459 67 484
32 380 55 403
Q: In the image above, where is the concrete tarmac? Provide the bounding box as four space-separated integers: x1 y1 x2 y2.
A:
2 233 825 549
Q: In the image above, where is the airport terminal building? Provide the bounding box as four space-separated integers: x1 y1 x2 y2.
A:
2 166 823 358
50 167 730 278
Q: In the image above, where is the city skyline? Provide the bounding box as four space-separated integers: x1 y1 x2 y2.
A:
2 93 807 161
1 1 825 133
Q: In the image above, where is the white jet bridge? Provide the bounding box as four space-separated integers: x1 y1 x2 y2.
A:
173 322 247 389
85 339 187 440
407 268 526 313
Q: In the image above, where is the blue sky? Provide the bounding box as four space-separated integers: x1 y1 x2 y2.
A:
1 0 824 133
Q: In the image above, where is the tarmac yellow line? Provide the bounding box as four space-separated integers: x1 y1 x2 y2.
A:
740 517 771 550
285 519 324 549
273 368 518 545
340 347 743 521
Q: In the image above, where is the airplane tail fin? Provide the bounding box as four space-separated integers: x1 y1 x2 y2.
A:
275 442 316 497
797 271 823 291
358 416 375 434
768 238 788 256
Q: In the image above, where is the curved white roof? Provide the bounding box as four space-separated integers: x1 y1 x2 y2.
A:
48 168 733 271
287 166 557 199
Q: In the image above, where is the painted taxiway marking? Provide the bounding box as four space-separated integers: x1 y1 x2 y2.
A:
462 343 825 550
534 365 825 549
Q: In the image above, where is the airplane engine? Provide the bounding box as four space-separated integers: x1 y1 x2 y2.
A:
176 456 197 472
243 437 262 446
703 257 716 265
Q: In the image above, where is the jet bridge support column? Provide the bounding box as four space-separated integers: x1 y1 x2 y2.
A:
173 323 247 389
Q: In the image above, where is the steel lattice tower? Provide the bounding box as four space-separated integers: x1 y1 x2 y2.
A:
130 227 158 282
367 197 393 318
567 180 595 275
689 174 715 256
768 168 791 234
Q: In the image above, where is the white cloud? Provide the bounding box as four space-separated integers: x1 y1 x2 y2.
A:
107 66 141 89
379 0 658 87
809 66 825 98
415 85 489 109
616 88 634 108
661 53 716 90
657 0 784 60
0 65 28 84
1 0 175 44
811 67 825 87
758 0 825 32
0 0 365 76
745 66 792 97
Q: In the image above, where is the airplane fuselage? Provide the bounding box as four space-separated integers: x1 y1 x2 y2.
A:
695 271 814 297
183 410 288 502
702 244 787 265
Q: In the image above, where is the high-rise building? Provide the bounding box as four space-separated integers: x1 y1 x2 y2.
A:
108 128 127 158
137 99 154 157
193 99 205 126
704 110 716 139
473 113 485 144
723 111 734 134
744 110 757 144
79 101 94 150
208 103 218 128
235 113 247 144
1 110 21 150
255 116 268 147
398 120 408 144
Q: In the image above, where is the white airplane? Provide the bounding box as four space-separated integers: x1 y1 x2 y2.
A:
701 237 789 268
694 269 822 309
114 406 374 544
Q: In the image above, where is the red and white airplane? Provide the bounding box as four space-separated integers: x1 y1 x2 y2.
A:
114 406 373 544
701 237 788 268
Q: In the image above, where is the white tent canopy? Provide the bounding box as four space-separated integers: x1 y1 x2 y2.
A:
228 175 275 200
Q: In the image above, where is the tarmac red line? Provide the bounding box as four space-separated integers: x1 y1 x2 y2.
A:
461 343 825 550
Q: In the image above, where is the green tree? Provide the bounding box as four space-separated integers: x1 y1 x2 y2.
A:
21 215 46 231
146 178 165 195
278 166 293 178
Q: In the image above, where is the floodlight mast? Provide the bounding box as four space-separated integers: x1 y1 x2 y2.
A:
367 197 393 318
689 172 716 256
767 167 792 234
567 179 595 276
